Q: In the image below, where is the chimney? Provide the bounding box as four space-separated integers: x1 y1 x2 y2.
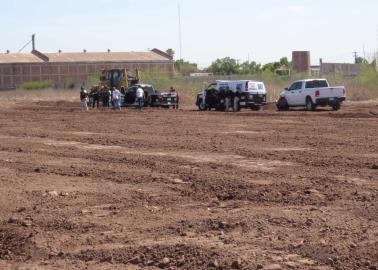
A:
32 34 35 50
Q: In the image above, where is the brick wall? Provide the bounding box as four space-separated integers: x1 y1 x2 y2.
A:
0 61 174 89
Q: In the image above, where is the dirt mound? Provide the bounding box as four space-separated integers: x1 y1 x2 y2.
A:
74 244 250 269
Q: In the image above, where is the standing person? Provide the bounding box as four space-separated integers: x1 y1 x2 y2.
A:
136 86 145 110
102 87 110 107
90 87 100 108
80 86 89 111
218 88 226 111
112 87 122 111
170 86 179 109
233 87 241 112
224 87 232 112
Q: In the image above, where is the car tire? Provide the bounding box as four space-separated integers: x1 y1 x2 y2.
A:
306 97 316 111
198 100 207 111
277 97 289 111
332 103 341 111
250 105 261 111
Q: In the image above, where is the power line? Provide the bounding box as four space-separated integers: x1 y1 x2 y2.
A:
18 39 32 53
17 34 35 53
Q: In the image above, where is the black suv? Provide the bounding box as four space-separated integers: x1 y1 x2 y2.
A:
123 84 160 107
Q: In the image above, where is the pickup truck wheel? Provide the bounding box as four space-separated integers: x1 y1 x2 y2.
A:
250 105 261 111
306 97 316 111
332 103 341 111
277 97 289 111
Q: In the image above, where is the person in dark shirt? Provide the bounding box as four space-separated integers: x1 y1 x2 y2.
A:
101 87 110 107
224 87 233 112
90 88 100 108
234 87 242 112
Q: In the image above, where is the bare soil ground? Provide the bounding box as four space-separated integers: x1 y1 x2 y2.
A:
0 98 377 270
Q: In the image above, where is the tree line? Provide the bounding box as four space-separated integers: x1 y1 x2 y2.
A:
165 49 374 76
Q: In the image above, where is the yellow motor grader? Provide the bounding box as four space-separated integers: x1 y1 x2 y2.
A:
88 69 140 105
97 68 140 90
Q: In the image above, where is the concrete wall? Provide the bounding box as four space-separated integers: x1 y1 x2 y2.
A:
0 61 174 89
320 63 361 76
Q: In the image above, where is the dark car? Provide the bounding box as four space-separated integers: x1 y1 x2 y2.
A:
123 84 160 107
159 91 178 108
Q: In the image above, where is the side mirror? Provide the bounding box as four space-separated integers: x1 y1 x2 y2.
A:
284 87 289 91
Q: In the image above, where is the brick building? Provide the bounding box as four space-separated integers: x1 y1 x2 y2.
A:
0 48 174 90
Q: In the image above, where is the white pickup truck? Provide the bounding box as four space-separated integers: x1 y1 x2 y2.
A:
276 79 346 111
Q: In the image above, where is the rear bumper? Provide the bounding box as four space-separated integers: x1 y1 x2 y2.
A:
160 99 178 106
239 95 267 108
316 97 345 106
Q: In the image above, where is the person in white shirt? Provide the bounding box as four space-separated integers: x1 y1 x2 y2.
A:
135 86 145 110
79 86 89 111
112 87 122 110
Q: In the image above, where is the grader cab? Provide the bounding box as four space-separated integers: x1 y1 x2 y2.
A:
97 69 140 90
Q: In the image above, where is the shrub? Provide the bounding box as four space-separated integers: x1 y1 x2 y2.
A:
21 80 54 90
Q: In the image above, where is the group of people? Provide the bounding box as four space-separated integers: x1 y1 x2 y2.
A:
79 85 149 112
80 86 122 111
206 87 242 112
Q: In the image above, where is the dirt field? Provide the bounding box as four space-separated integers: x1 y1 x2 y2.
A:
0 98 377 270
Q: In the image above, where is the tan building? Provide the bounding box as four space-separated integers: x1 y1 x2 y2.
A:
0 48 174 90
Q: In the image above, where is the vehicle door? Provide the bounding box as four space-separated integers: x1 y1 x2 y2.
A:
292 81 306 105
285 82 301 105
205 83 217 104
124 87 136 104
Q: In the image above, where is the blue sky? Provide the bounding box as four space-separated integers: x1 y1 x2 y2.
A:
1 0 377 67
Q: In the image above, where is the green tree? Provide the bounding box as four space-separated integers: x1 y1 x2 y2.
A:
355 57 368 64
239 61 262 74
280 57 290 67
207 57 240 75
175 59 198 75
166 48 175 58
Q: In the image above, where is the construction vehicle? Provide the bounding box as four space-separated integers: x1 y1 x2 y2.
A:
96 68 140 90
89 69 140 105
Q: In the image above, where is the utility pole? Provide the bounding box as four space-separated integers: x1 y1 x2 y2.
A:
32 34 35 51
178 3 182 60
352 51 358 63
376 25 378 71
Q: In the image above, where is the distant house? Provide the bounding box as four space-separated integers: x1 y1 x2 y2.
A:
275 65 290 76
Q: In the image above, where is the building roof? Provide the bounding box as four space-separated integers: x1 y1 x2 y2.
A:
0 53 43 63
0 50 172 64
